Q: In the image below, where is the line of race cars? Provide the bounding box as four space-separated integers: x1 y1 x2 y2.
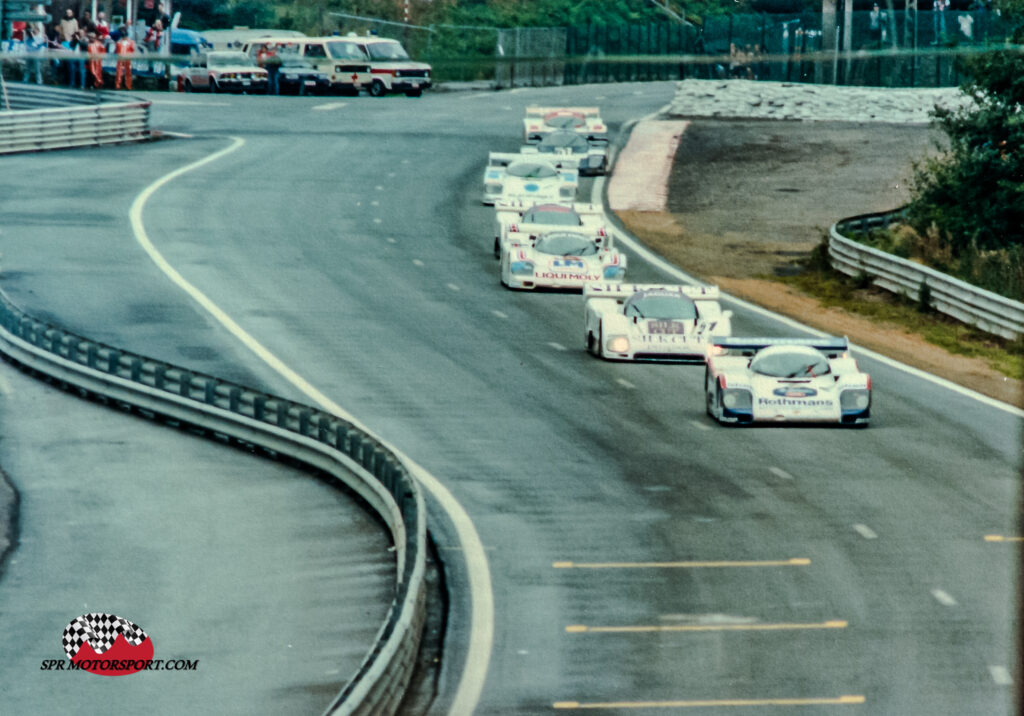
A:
479 106 872 427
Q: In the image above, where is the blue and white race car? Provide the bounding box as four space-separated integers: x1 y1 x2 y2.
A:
704 337 872 426
482 153 578 206
500 231 626 291
584 284 732 361
493 201 607 258
525 130 607 176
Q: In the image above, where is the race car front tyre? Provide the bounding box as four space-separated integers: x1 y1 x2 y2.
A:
494 238 500 259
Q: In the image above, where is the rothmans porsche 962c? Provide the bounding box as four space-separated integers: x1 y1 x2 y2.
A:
500 231 626 291
584 284 733 361
493 202 608 258
704 337 872 426
523 106 608 146
482 153 578 206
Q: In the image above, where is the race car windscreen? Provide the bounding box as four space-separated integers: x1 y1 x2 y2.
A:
545 113 586 129
624 294 698 320
523 206 581 225
507 163 558 179
367 41 411 60
533 233 598 256
750 350 832 378
537 132 590 154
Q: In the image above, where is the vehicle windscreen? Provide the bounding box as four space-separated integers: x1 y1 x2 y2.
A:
367 41 410 60
545 113 585 129
524 206 581 225
537 131 590 154
533 233 598 256
507 163 557 179
751 350 832 378
281 56 314 68
624 294 697 320
209 52 251 67
326 41 366 60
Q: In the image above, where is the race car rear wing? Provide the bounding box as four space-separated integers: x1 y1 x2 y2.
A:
518 147 604 170
708 336 849 358
494 200 603 216
584 283 720 302
525 106 602 119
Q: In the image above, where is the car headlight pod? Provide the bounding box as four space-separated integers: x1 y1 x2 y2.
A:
485 183 502 195
606 335 630 353
510 260 535 276
721 389 752 411
603 265 626 280
840 388 871 411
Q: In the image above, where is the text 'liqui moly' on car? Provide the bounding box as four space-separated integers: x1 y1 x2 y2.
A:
523 106 609 146
493 202 607 258
584 284 733 362
704 337 872 426
483 153 578 206
500 231 626 291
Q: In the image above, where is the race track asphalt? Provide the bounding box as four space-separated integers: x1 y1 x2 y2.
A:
0 82 1018 715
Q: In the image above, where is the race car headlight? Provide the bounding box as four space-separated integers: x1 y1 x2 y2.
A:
840 389 871 411
510 260 535 276
606 335 630 354
559 186 575 198
721 389 752 411
603 265 626 280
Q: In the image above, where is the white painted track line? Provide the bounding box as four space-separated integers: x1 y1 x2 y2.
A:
853 524 878 540
931 589 958 606
128 137 492 716
769 467 794 481
989 665 1013 685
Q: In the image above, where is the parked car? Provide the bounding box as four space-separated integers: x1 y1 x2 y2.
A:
178 50 267 93
241 37 369 95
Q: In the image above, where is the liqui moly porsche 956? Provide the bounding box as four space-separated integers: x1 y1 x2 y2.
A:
483 153 578 206
584 284 733 361
523 106 608 146
525 130 608 176
493 201 608 258
704 337 871 426
500 231 626 291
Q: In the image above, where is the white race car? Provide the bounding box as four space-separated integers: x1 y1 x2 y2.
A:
500 231 626 291
523 106 608 146
482 153 578 206
704 337 872 426
524 130 608 176
493 202 608 258
584 284 733 361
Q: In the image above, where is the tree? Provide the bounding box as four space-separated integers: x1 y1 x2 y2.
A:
907 3 1024 256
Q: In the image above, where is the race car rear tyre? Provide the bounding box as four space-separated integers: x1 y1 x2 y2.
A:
705 369 716 418
369 80 386 97
586 331 596 356
493 238 500 259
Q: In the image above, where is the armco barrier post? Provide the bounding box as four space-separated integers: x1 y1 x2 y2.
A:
179 371 192 398
253 395 267 421
204 379 217 405
228 386 241 411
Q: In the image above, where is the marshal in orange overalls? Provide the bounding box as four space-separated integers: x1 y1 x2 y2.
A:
115 37 135 89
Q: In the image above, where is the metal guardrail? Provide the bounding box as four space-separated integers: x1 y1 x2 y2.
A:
0 287 427 715
829 209 1024 340
0 83 151 154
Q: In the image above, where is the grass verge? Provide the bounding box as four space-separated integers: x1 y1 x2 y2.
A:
778 240 1024 380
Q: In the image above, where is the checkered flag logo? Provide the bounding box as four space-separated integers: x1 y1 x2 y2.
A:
62 613 149 659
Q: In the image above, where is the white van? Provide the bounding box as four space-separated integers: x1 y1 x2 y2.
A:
241 36 370 95
343 35 432 97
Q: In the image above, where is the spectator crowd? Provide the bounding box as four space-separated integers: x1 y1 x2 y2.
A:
1 2 172 89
